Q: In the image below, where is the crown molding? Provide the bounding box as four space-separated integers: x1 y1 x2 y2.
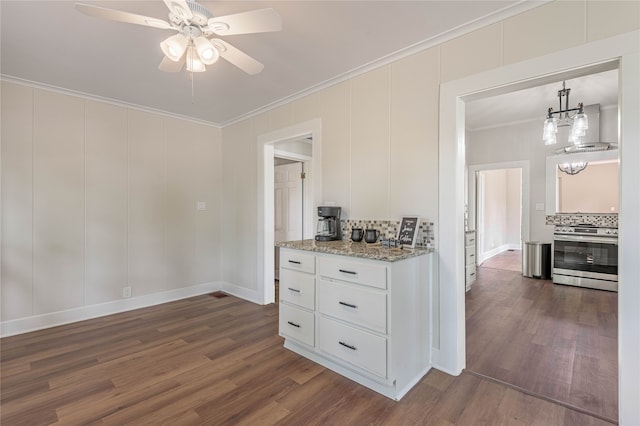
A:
0 74 222 129
220 0 550 127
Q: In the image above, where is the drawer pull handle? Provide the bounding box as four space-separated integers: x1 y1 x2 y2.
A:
338 269 357 275
339 341 357 351
287 287 301 293
339 301 357 309
469 238 475 242
469 254 475 257
288 260 301 265
287 321 301 328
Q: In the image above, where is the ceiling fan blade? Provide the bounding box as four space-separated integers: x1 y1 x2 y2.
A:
162 0 193 22
74 3 172 29
208 8 282 35
159 54 185 73
211 39 264 75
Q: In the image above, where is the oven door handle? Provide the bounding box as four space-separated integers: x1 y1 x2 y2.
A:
554 235 618 245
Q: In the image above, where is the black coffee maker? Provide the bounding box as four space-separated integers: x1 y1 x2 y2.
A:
315 206 342 241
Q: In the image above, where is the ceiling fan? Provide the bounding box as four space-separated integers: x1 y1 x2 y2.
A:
74 0 282 75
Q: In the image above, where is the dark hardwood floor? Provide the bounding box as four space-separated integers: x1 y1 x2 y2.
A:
480 249 522 272
1 290 615 425
466 266 618 423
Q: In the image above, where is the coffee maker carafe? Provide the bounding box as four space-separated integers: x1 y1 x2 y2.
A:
315 206 342 241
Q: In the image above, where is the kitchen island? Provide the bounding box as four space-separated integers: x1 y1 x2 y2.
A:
276 239 433 400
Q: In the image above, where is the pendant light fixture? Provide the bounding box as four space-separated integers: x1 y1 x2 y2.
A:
558 161 588 175
543 81 588 146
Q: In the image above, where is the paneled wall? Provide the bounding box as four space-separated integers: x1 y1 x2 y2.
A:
1 82 222 324
219 0 639 352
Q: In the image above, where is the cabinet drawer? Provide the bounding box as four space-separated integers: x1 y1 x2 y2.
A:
280 268 315 310
280 250 315 274
465 232 476 246
279 304 315 347
318 257 387 289
465 246 476 266
318 316 387 379
318 279 387 334
465 264 477 284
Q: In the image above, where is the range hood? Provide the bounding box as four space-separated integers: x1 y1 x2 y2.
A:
554 104 618 153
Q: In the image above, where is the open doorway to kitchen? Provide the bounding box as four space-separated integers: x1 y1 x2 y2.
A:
461 66 619 422
257 119 322 305
439 33 639 424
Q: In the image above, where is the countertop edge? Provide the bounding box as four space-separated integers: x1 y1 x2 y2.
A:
276 240 433 262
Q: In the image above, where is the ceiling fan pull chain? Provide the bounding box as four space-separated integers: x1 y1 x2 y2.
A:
191 72 195 103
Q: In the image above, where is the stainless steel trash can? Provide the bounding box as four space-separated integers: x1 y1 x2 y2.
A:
522 241 551 279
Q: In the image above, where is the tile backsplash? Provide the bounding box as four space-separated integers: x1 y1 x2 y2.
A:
341 219 435 249
545 213 618 228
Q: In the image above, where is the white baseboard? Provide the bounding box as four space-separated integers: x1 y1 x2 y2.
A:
478 243 520 264
221 281 264 305
0 281 222 337
431 347 464 377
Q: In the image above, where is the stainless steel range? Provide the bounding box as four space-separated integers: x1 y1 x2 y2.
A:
553 224 618 292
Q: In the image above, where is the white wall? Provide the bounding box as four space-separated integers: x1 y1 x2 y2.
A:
481 170 508 253
221 47 441 296
506 169 522 245
1 1 639 423
477 168 520 261
219 4 639 422
467 106 617 243
1 82 223 332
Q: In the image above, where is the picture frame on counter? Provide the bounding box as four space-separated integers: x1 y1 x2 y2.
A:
397 216 420 248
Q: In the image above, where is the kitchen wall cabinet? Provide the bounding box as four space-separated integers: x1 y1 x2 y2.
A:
279 247 431 400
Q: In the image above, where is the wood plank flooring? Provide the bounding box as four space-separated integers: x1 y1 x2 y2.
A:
1 291 615 425
466 266 618 423
480 249 522 272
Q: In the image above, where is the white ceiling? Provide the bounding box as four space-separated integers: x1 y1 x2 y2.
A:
465 68 619 130
1 0 548 126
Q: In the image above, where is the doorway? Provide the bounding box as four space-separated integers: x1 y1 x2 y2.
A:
438 32 640 423
468 161 529 273
274 158 305 282
257 119 322 305
476 168 522 271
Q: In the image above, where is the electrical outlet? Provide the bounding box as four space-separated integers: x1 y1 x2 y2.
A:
123 287 132 298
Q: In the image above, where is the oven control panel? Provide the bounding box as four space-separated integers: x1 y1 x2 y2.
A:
554 226 618 237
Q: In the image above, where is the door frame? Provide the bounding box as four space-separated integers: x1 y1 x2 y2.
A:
438 31 639 423
257 119 322 304
468 161 529 263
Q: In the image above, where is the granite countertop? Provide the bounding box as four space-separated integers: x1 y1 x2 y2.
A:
276 239 433 262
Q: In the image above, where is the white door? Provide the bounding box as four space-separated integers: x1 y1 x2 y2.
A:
275 161 303 243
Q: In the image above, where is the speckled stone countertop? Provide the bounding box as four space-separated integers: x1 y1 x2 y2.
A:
276 239 433 262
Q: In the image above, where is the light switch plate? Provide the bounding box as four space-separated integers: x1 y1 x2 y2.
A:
197 202 206 211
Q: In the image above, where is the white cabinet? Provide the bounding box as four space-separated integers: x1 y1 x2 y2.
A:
278 247 431 401
465 231 476 291
318 279 387 334
278 250 316 347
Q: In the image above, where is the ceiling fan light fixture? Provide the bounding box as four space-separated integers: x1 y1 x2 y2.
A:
186 47 206 72
160 34 187 62
194 36 219 65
